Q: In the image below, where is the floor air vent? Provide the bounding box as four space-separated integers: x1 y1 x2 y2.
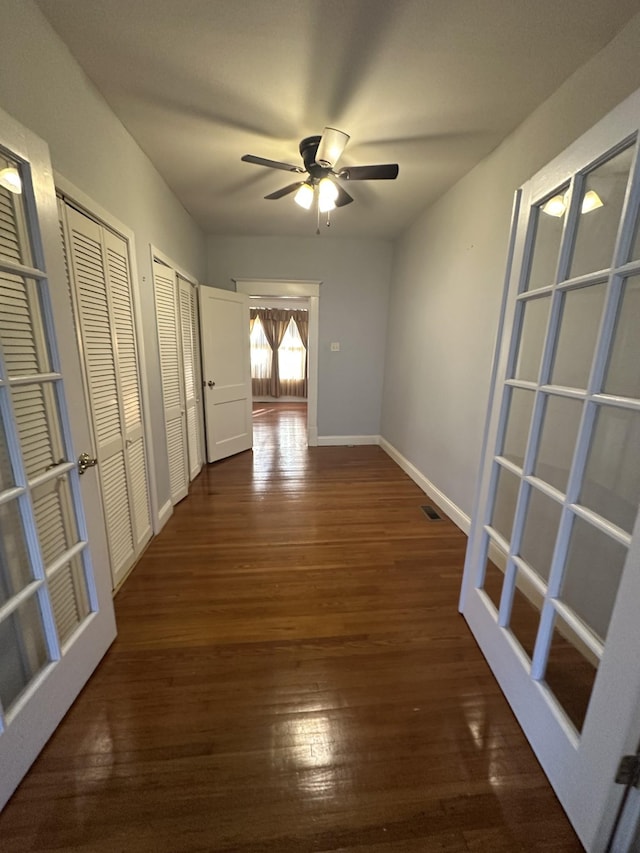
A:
421 505 442 521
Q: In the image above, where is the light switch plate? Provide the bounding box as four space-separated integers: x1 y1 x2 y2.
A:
330 342 340 351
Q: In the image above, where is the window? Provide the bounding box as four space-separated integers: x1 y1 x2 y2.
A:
278 318 305 381
250 317 271 380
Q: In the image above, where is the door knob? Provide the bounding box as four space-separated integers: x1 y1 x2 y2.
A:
77 452 98 475
207 380 216 387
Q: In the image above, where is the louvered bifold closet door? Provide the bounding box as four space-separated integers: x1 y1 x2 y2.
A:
178 277 202 480
154 260 188 504
103 229 152 550
64 207 135 586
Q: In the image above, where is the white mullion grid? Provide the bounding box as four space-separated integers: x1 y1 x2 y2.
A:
0 578 45 625
8 372 63 387
43 540 87 582
591 393 640 412
27 461 75 491
0 485 25 507
530 138 640 685
0 260 46 280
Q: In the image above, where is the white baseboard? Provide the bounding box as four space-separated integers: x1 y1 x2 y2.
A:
308 424 318 447
378 437 470 534
317 435 381 446
156 499 173 533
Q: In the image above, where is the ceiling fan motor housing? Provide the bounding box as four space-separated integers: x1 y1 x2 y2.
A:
299 136 330 180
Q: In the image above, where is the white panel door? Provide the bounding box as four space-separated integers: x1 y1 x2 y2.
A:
199 287 252 463
460 90 640 851
153 260 188 503
177 277 203 480
0 110 116 809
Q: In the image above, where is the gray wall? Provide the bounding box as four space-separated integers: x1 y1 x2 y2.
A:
0 0 206 511
381 11 640 523
207 236 393 437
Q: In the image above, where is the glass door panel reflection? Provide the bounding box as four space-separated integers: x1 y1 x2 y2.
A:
526 193 567 291
579 406 640 533
569 145 634 278
551 283 606 389
501 387 535 468
603 274 640 398
533 395 583 493
490 465 520 543
513 296 551 381
559 516 628 642
518 486 562 582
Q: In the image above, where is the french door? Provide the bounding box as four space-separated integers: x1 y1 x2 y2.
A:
0 112 116 808
460 90 640 851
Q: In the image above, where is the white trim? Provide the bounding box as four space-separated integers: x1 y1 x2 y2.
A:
235 279 320 297
234 279 320 446
157 499 173 531
318 434 380 446
151 244 199 287
54 173 160 534
379 437 471 533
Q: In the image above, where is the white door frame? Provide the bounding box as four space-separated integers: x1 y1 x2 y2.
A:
55 175 160 534
234 279 320 446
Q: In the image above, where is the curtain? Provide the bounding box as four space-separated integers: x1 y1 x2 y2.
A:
292 310 309 398
249 311 272 396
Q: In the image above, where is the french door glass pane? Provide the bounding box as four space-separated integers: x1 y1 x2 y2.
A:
579 406 640 533
31 474 80 568
509 575 542 660
519 486 562 582
500 387 534 468
0 594 49 712
551 283 606 389
603 274 640 398
526 194 567 291
11 383 65 480
490 465 520 543
534 395 583 492
48 557 90 645
0 153 33 268
482 547 506 613
0 499 33 606
545 615 599 732
559 516 628 641
513 296 551 381
0 274 52 376
0 413 14 490
569 145 634 278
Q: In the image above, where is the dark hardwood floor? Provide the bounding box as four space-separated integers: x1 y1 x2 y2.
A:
0 403 583 851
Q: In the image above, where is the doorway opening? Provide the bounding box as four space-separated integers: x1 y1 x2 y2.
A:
235 279 320 447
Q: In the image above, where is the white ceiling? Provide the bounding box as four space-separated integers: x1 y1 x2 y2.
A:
36 0 640 239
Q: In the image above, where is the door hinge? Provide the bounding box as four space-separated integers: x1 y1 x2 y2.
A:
615 755 640 789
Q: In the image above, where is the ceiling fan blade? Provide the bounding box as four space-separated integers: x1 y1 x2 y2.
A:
315 127 350 168
264 182 304 200
334 183 354 208
338 164 399 181
242 154 305 173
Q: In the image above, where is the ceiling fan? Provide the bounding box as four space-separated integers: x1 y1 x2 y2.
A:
241 127 399 216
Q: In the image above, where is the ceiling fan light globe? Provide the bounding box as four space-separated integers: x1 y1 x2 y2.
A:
541 194 566 217
294 183 314 210
318 196 336 213
581 189 603 213
318 177 339 203
0 166 22 194
315 128 350 167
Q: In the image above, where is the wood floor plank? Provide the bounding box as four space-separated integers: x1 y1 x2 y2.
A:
0 403 584 852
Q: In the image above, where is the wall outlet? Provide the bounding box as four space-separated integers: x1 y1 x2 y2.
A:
330 342 340 352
